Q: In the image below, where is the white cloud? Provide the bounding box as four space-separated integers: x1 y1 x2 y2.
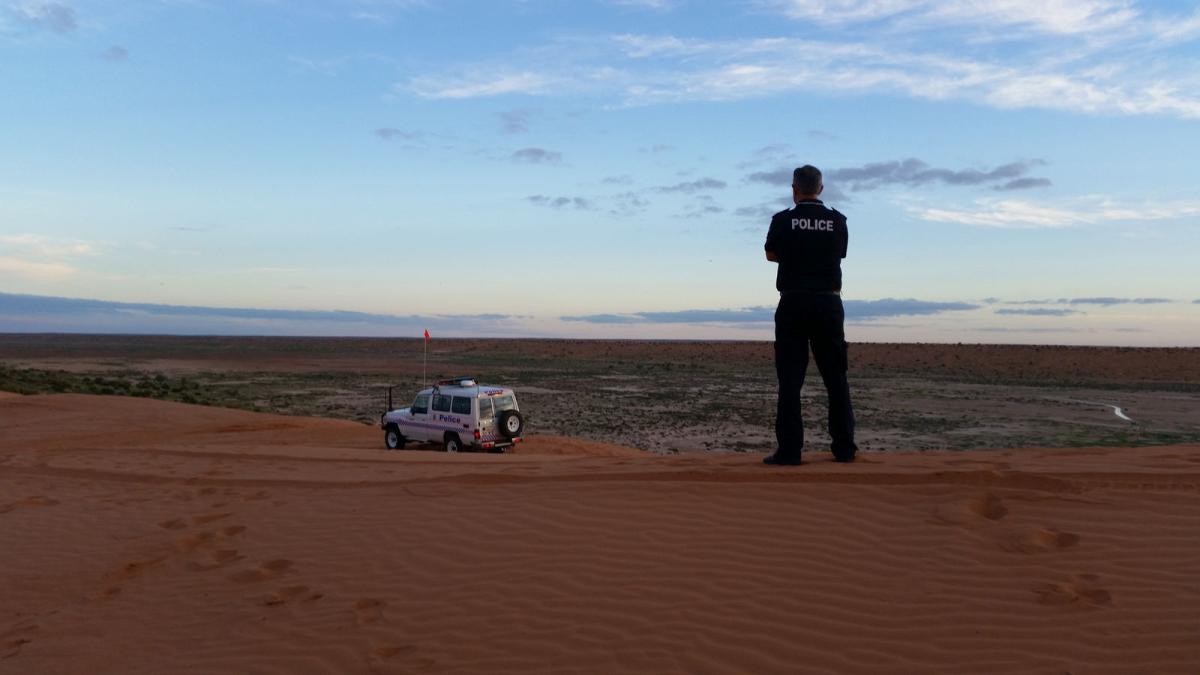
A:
406 71 555 99
771 0 1140 36
607 0 678 9
915 198 1200 228
0 233 98 257
926 1 1139 35
398 31 1200 119
0 256 76 280
0 233 100 280
4 1 77 34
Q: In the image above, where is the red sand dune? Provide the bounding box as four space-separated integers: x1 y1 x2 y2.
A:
2 393 1199 674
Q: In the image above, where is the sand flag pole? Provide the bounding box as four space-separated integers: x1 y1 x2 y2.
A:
423 329 430 389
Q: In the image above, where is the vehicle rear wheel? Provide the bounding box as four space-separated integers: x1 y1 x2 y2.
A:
499 410 524 438
443 433 462 453
384 426 405 450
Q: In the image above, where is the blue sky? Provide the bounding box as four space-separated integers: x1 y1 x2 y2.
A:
2 0 1199 344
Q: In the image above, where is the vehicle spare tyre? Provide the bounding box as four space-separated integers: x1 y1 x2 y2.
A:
499 410 524 438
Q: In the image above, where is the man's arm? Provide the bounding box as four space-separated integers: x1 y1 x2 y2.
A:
765 214 781 263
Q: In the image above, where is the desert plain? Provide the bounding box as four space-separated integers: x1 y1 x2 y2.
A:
2 335 1200 673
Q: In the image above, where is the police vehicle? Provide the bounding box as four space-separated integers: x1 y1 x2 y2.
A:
380 377 525 453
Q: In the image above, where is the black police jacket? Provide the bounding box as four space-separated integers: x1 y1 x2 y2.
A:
764 199 848 292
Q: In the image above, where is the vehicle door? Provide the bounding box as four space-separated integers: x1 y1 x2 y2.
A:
405 393 432 441
476 396 496 441
451 396 474 444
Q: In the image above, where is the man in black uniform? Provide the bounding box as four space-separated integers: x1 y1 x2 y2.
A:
763 165 857 465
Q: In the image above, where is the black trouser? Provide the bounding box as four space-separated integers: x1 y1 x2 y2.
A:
774 292 857 461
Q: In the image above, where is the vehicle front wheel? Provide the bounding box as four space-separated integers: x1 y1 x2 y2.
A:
443 433 462 454
384 426 406 450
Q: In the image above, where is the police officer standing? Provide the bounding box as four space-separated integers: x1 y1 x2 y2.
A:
763 165 858 465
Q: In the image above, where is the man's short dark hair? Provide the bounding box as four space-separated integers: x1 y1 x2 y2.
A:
792 165 822 194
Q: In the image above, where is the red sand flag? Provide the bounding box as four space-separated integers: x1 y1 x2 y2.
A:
424 329 430 341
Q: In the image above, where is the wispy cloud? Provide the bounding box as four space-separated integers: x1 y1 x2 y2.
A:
563 298 979 324
373 127 424 141
653 177 726 194
745 158 1051 198
996 297 1176 307
0 257 75 280
399 28 1200 119
734 205 779 218
607 0 678 10
769 0 1141 37
995 177 1051 191
995 308 1078 316
0 292 523 337
1063 297 1171 306
407 71 555 99
100 45 128 61
0 233 101 281
827 158 1049 191
511 147 562 164
0 233 97 257
526 195 594 210
916 198 1200 228
5 1 76 33
497 109 533 134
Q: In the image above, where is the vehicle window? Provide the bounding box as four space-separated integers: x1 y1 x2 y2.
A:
412 394 430 415
451 396 471 415
477 397 493 420
494 395 516 412
432 394 452 412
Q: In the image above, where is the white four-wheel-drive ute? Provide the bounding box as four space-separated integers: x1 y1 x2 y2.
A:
380 377 525 453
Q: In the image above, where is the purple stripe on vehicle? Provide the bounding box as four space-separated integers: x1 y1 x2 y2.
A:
398 420 467 432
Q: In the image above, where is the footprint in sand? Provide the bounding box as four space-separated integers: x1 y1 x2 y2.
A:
228 559 294 583
158 518 188 530
373 645 416 659
0 496 60 514
90 586 123 600
968 493 1008 521
354 598 387 625
191 512 233 525
372 645 435 669
1 624 40 658
176 524 244 554
108 556 167 581
1032 573 1111 608
187 549 245 572
1031 528 1080 549
999 528 1081 553
175 531 217 553
244 491 271 501
262 585 324 606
